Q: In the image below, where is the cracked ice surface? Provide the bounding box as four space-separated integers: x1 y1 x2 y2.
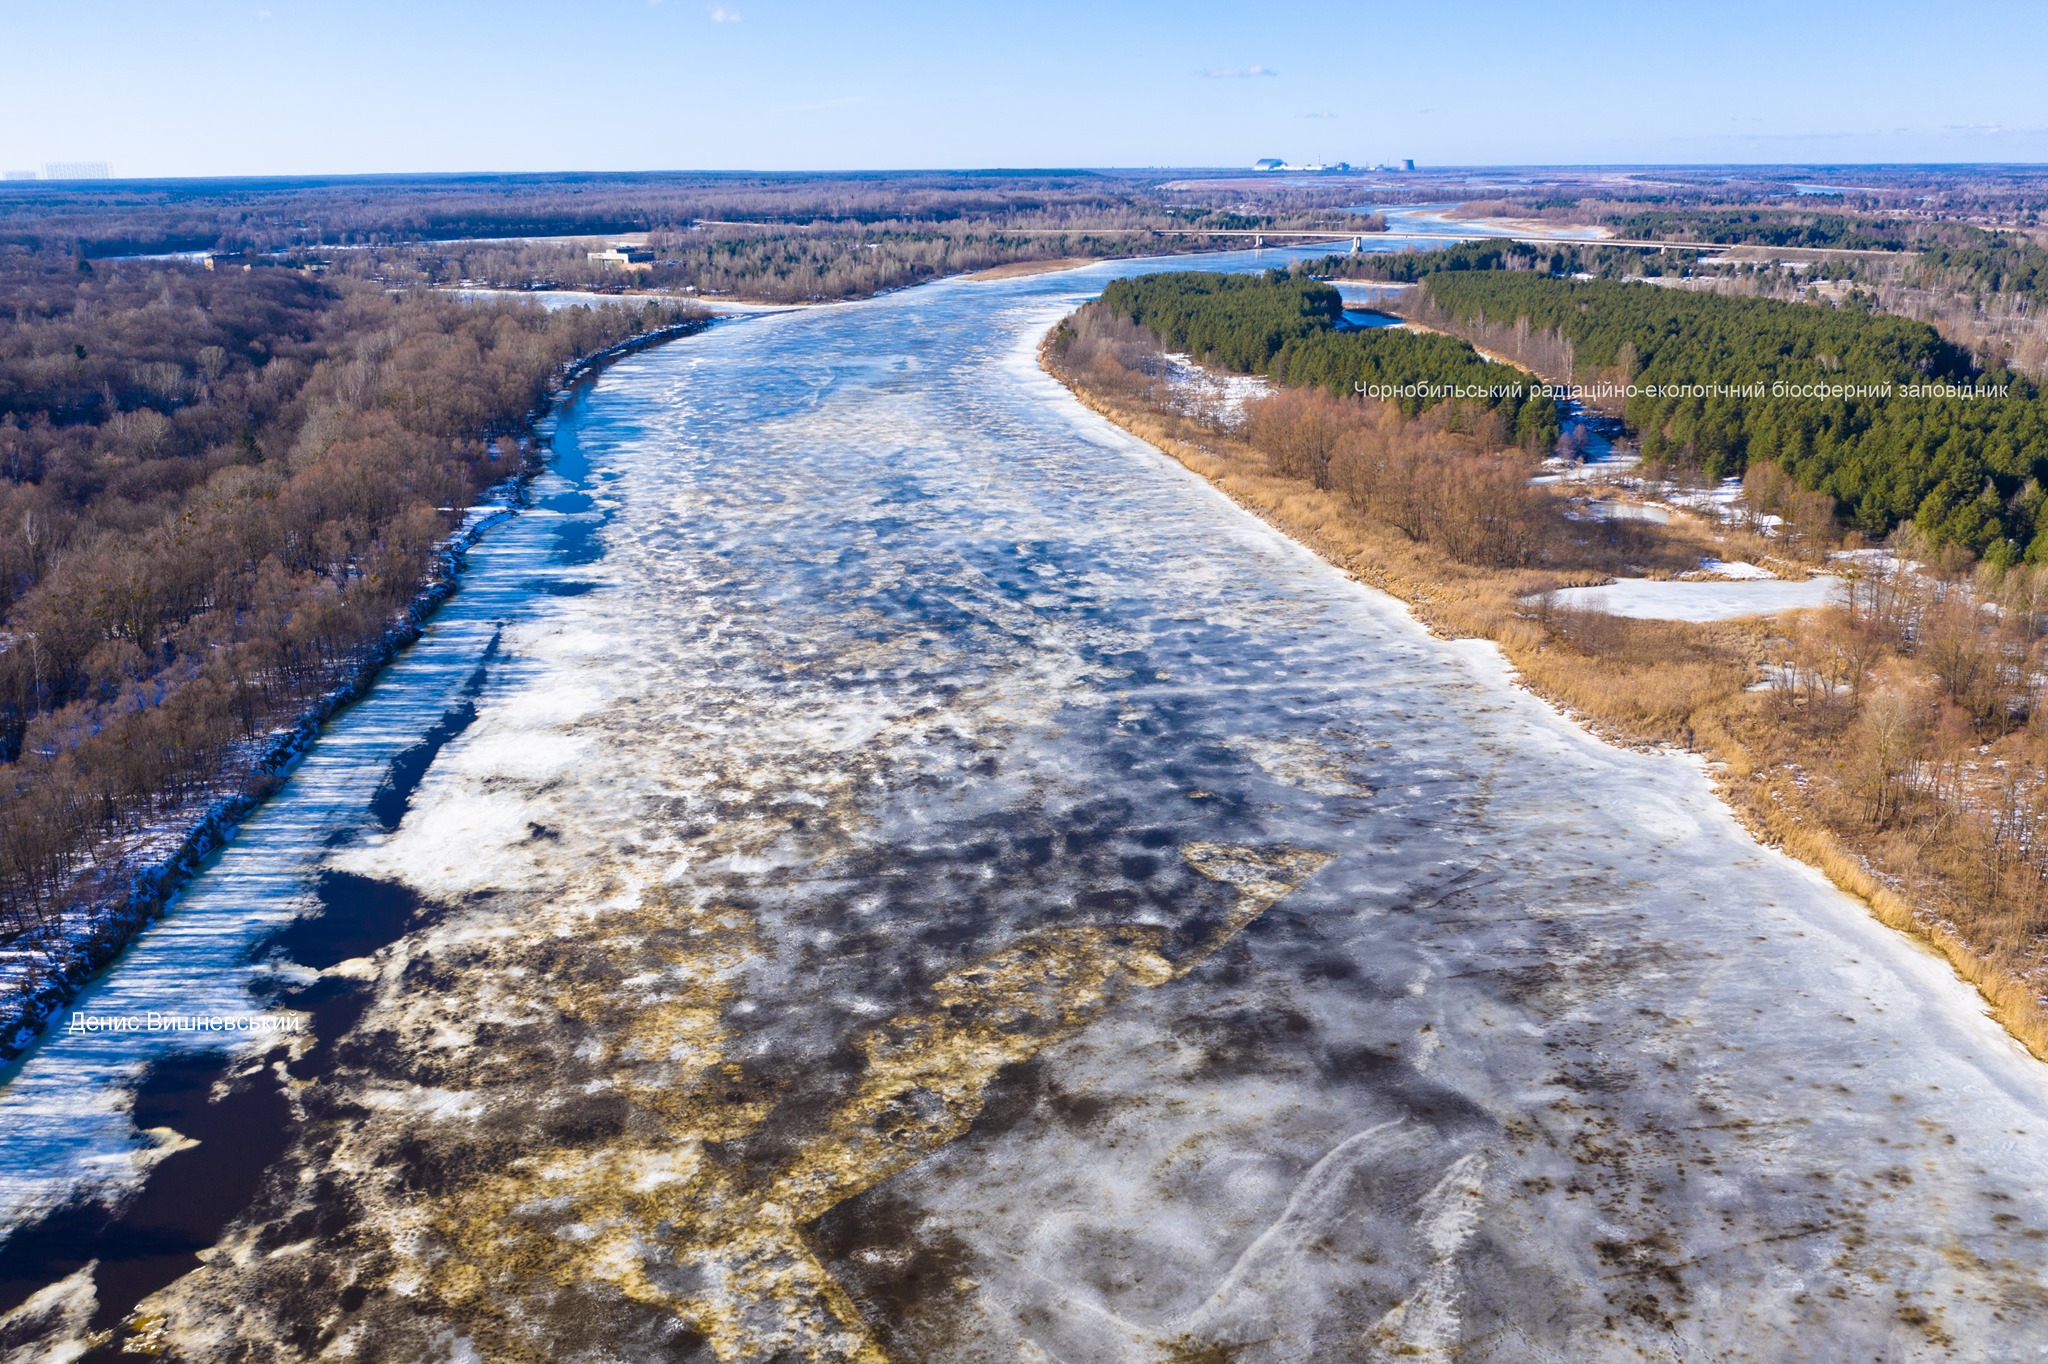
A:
3 251 2048 1360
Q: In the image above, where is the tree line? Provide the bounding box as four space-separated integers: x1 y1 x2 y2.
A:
1907 235 2048 297
1047 299 1659 572
1603 209 1917 251
1388 266 2048 561
1097 270 1558 446
1305 238 1704 284
1611 233 2048 383
0 171 1188 255
342 223 1205 305
0 170 1365 265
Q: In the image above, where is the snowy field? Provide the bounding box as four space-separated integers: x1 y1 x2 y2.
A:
1162 349 1272 424
1549 574 1845 621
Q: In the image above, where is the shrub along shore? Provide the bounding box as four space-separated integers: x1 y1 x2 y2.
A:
1048 277 2048 1060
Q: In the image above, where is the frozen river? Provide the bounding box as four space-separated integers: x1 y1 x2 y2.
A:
2 252 2046 1360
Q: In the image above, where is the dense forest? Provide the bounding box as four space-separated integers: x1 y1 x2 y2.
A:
1315 224 2048 304
1573 211 2048 303
1638 232 2048 381
0 171 1364 301
1098 271 1558 446
0 171 1194 256
1306 237 1700 283
1100 271 1344 368
1602 210 1919 251
1339 259 2048 559
1908 235 2048 296
1416 272 2047 553
1448 184 2044 235
1274 163 2048 225
1395 198 2048 372
0 245 698 1015
337 224 1194 304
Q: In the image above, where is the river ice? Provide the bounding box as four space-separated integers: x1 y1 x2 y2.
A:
1 252 2045 1361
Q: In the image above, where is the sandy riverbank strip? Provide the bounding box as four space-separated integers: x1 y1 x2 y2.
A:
961 256 1099 281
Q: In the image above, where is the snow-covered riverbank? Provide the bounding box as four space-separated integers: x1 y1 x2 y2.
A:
0 319 711 1070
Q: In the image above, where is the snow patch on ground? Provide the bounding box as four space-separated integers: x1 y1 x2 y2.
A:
1162 352 1271 426
1576 498 1670 523
1547 574 1843 621
1696 558 1775 580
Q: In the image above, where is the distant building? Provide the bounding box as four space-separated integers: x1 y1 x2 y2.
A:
202 252 253 272
588 246 655 270
43 161 109 180
1254 159 1352 174
3 171 36 182
1402 159 1416 172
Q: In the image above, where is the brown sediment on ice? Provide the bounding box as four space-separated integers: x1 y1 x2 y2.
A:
427 845 1325 1361
125 835 1325 1363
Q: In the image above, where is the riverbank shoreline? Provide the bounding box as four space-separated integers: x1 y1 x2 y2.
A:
961 256 1098 281
450 250 1143 309
0 315 713 1066
1039 322 2048 1063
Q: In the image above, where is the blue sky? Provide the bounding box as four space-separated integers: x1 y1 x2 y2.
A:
4 0 2045 177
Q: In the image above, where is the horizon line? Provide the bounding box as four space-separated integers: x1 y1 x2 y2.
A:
6 159 2048 189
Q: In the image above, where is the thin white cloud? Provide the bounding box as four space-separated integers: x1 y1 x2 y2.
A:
709 5 740 20
1203 66 1276 79
776 95 869 115
1941 121 2048 137
1299 111 1339 120
1669 125 2025 144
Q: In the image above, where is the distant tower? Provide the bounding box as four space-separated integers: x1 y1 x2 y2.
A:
1351 237 1362 254
1402 159 1416 172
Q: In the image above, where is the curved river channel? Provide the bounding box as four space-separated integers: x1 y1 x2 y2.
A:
3 252 2047 1360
